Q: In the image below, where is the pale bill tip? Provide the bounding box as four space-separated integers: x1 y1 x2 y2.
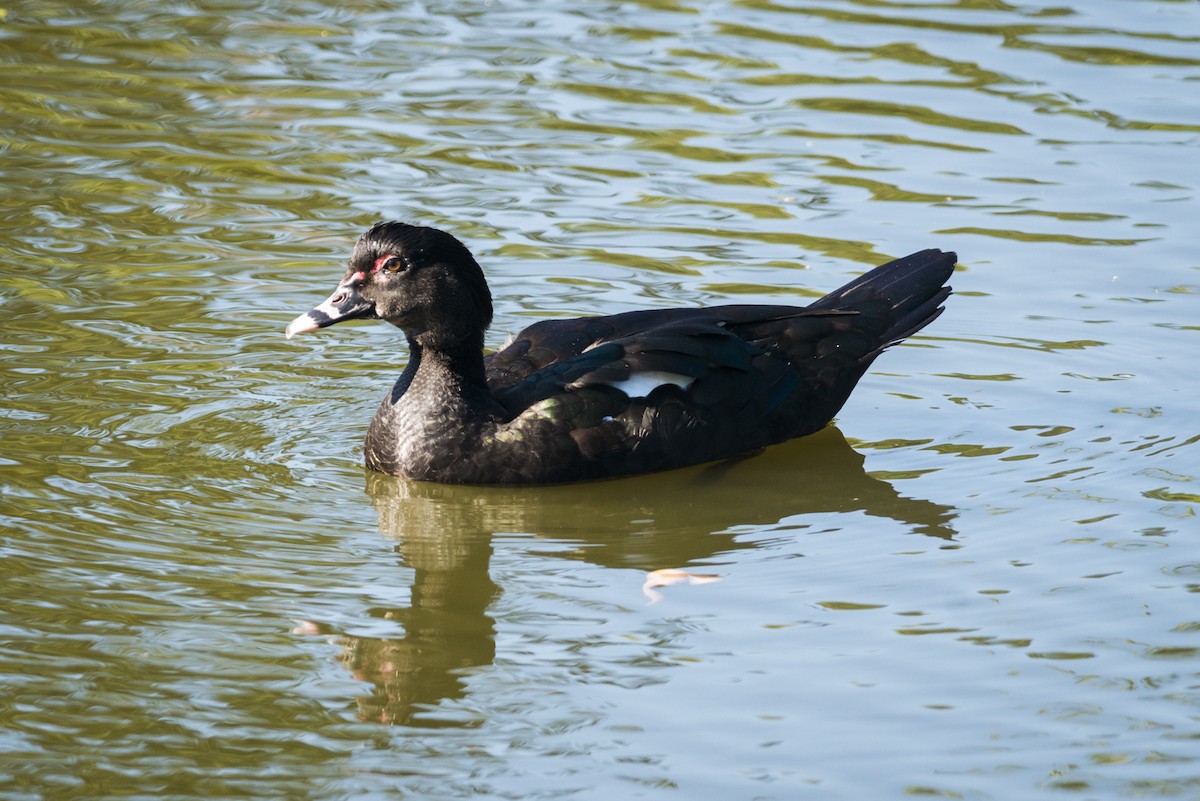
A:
285 313 319 340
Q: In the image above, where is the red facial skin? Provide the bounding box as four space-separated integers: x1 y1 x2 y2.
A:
371 254 398 275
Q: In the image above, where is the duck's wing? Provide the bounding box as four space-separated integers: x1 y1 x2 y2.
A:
485 247 954 434
480 306 862 483
485 308 835 420
485 308 707 392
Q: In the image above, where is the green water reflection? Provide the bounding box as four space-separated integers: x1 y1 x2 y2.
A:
348 428 955 724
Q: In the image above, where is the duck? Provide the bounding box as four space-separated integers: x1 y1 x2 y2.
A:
285 222 954 485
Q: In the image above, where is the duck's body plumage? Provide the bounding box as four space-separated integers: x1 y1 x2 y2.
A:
286 223 954 485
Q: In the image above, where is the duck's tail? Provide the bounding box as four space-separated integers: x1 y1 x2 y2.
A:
809 248 956 361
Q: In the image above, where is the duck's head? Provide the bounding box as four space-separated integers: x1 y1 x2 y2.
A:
285 222 493 349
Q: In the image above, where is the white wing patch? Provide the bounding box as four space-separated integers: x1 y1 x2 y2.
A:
606 371 695 398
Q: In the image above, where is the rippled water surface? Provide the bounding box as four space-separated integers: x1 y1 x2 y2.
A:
2 1 1198 798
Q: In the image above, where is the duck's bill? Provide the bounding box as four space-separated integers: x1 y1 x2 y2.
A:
285 284 377 339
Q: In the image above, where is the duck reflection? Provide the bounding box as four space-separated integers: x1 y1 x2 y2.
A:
339 427 956 724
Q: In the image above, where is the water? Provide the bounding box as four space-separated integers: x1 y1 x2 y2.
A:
2 1 1198 798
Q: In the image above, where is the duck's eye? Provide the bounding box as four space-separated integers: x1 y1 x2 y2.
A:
373 254 406 274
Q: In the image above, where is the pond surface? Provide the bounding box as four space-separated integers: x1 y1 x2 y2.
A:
2 1 1198 798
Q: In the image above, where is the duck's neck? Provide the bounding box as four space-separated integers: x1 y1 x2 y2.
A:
365 331 498 479
405 331 489 403
419 331 487 387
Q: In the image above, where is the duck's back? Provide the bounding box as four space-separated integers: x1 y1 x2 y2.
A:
471 248 954 483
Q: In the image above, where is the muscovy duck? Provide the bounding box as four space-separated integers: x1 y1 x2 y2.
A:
286 222 954 485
